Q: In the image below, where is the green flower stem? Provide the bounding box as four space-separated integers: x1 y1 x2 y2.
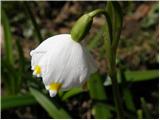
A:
109 53 124 118
88 9 107 18
71 8 124 118
89 9 124 118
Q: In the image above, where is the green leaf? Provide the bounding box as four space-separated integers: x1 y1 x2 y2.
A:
87 29 103 50
105 70 159 86
1 9 14 65
137 109 143 119
119 69 136 112
88 73 112 118
88 73 107 100
1 58 18 95
29 87 71 119
16 39 26 71
1 94 37 110
61 87 83 101
106 1 123 52
94 103 112 119
123 88 136 112
1 9 22 95
125 70 158 82
102 14 113 71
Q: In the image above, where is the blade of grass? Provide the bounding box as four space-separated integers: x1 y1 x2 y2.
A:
94 103 112 119
15 39 26 92
29 87 71 119
14 70 23 94
119 69 136 112
16 39 26 72
1 58 13 94
61 87 83 101
88 73 107 100
1 58 18 95
106 1 123 53
137 109 143 119
1 94 37 110
105 70 159 86
23 1 43 43
1 9 14 65
1 10 22 95
123 88 136 112
104 2 124 117
88 73 112 118
87 29 103 50
6 65 21 95
124 70 158 82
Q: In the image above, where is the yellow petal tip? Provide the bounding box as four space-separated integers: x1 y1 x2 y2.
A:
49 83 62 91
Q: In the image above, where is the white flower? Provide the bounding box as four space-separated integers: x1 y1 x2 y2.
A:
30 34 97 97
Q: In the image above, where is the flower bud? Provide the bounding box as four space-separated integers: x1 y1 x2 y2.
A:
71 14 93 42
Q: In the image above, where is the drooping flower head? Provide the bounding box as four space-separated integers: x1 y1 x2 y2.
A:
30 34 97 97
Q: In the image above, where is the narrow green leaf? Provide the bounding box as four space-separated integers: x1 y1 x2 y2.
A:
123 89 136 112
106 1 123 52
103 15 113 71
137 109 143 119
120 69 136 112
125 70 158 82
105 70 159 86
23 1 43 43
1 9 14 65
1 9 21 95
88 73 112 118
16 39 26 71
14 39 26 93
1 94 37 110
105 2 124 118
94 103 112 119
88 73 107 100
1 58 18 95
14 70 23 93
61 87 83 101
29 87 71 119
87 29 103 50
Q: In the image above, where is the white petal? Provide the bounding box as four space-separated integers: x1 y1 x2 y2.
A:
60 43 89 90
49 90 57 97
30 50 46 69
83 47 97 74
31 66 35 70
36 74 41 78
39 35 76 85
45 85 50 90
30 34 71 69
31 34 72 54
32 71 37 76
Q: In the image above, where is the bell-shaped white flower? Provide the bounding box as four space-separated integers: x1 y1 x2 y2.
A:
30 34 97 97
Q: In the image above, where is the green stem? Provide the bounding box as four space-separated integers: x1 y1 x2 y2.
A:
110 53 124 118
89 9 106 18
104 10 124 118
73 8 124 118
